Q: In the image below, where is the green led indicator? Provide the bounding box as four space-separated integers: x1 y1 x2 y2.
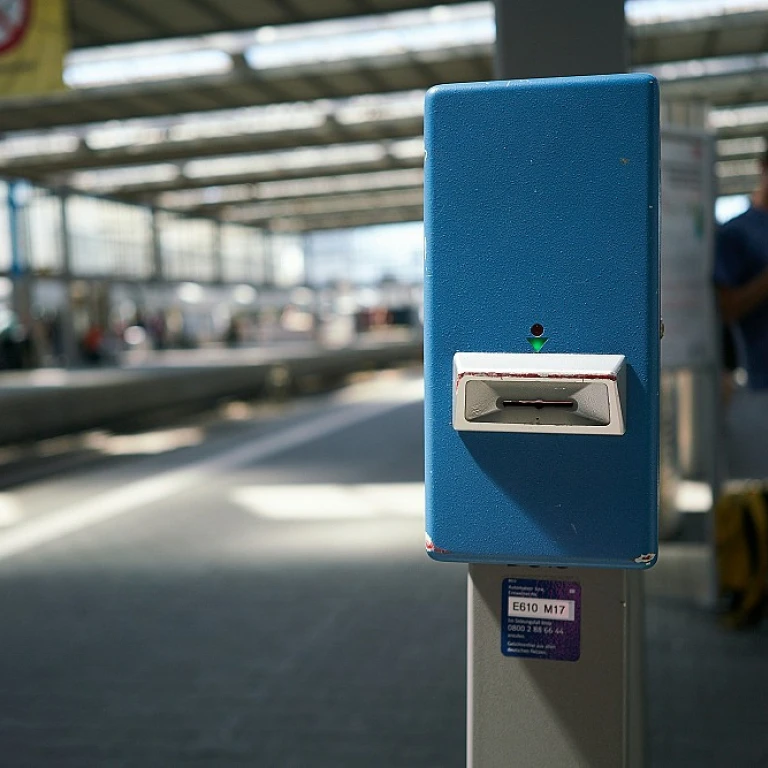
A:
527 336 548 352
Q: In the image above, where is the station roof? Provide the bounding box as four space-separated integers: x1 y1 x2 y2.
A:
69 0 470 48
1 2 766 231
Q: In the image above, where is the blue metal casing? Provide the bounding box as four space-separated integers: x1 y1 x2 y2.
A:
424 75 660 568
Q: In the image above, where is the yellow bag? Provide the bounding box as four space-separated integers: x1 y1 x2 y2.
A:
715 486 768 628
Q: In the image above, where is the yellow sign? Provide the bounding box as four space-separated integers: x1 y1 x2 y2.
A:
0 0 69 99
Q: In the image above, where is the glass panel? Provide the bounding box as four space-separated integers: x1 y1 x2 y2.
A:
157 212 216 281
305 222 423 286
67 195 152 278
220 223 265 284
24 187 63 274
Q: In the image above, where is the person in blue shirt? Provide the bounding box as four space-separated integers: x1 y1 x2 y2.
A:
714 142 768 389
715 141 768 481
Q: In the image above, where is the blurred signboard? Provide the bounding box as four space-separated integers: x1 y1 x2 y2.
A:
0 0 68 98
660 129 718 369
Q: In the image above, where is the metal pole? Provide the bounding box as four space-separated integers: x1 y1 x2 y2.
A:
58 192 79 366
494 0 626 80
303 231 315 288
150 207 164 282
262 228 276 288
468 4 646 766
468 566 645 768
8 182 31 325
211 219 224 284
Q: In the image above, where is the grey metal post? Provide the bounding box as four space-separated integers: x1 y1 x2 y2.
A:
469 566 645 768
8 182 31 326
211 219 224 284
58 192 79 366
468 4 647 766
150 207 164 282
494 1 626 80
262 227 276 288
303 232 315 288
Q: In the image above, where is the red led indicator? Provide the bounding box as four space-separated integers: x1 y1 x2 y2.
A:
530 323 544 337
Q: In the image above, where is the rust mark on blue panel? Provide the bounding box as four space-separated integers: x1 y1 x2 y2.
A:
425 533 450 555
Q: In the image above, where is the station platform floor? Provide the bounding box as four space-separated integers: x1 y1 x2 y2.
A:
0 333 422 447
0 343 307 396
0 331 417 383
0 370 765 767
646 381 768 767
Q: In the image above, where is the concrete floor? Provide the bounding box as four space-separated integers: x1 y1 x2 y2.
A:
0 370 765 767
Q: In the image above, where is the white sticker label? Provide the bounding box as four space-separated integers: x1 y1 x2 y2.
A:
507 597 576 622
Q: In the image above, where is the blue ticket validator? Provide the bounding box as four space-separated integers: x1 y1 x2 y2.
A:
424 75 660 568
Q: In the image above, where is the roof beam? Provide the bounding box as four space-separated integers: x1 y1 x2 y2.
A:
257 205 424 233
68 0 470 50
67 1 768 54
0 42 488 132
658 62 768 107
102 0 176 38
222 187 424 223
0 109 423 177
155 168 425 212
181 0 240 28
716 136 766 163
71 141 423 201
631 9 768 39
630 10 768 65
716 172 760 196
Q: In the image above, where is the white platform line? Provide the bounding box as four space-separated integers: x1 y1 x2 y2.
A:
0 398 414 563
231 483 425 520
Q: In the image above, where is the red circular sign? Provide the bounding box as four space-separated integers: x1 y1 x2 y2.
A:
0 0 32 55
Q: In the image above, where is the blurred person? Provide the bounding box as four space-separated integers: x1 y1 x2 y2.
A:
28 310 53 368
148 312 167 350
224 315 241 347
715 141 768 388
100 324 122 365
714 140 768 480
45 311 65 364
0 309 30 370
81 323 104 365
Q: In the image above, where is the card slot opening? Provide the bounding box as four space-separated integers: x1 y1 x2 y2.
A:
498 398 575 411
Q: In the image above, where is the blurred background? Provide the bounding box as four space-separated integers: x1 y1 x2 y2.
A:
0 1 767 766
